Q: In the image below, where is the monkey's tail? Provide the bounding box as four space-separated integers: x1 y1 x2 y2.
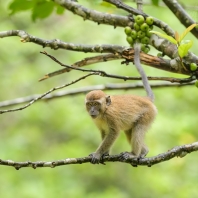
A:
134 43 155 102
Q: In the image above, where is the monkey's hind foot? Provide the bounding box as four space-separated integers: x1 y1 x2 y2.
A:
89 152 109 165
119 152 138 161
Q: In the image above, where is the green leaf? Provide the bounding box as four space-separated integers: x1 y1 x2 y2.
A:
179 24 197 42
56 5 65 15
9 0 35 14
178 40 193 58
32 1 55 21
151 0 159 6
150 31 177 45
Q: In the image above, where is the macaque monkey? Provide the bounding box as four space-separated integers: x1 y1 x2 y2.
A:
85 44 157 164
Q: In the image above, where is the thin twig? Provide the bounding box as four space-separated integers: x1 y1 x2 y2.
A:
0 82 194 108
0 73 95 114
39 53 122 81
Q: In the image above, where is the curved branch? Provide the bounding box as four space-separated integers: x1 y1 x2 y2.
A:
53 0 131 28
0 82 194 108
39 53 122 81
0 30 126 53
41 51 197 78
104 0 175 37
162 0 198 39
1 142 198 169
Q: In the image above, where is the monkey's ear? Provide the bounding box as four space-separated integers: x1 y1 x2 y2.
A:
106 96 111 106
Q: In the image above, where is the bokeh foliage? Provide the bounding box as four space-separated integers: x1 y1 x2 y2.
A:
0 0 198 197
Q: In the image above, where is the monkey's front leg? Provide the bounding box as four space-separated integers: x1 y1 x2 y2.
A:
89 129 119 164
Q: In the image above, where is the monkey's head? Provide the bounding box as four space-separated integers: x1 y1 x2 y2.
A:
85 90 111 119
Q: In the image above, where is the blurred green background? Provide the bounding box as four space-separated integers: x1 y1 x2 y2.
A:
0 0 198 197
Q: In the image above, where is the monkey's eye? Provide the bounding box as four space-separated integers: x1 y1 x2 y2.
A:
93 102 98 106
86 103 92 107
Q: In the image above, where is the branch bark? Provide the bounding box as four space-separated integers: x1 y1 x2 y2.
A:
0 82 194 108
162 0 198 39
0 30 126 53
53 0 132 28
1 142 198 169
104 0 175 36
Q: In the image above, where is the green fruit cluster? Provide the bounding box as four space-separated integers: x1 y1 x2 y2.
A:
124 15 154 53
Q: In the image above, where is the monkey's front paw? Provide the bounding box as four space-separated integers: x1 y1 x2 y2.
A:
119 152 137 161
89 152 109 165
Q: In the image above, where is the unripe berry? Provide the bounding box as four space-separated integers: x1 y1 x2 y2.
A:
141 44 150 53
190 63 197 71
144 46 150 53
137 31 146 38
140 23 149 32
135 15 145 25
133 23 140 31
157 53 163 57
146 30 152 38
141 44 146 51
126 36 134 45
141 36 150 44
146 16 154 25
195 80 198 88
124 26 132 35
148 25 153 30
131 30 137 39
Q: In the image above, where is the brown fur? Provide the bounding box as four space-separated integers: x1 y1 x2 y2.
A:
85 90 157 164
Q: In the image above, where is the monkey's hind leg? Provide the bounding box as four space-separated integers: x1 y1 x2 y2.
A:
131 122 149 157
121 124 149 160
120 129 137 160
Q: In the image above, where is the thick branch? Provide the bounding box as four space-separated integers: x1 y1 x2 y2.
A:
1 142 198 169
0 30 126 53
162 0 198 39
53 0 132 28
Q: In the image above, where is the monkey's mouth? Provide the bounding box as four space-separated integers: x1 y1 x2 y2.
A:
91 115 97 119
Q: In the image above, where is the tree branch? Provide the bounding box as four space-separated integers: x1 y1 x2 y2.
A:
0 73 95 114
0 82 194 108
162 0 198 39
39 53 122 81
1 30 198 75
1 142 198 169
38 46 198 81
0 30 126 53
53 0 132 28
41 51 197 79
104 0 175 37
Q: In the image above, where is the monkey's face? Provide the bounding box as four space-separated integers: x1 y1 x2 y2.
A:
85 101 101 119
85 90 111 119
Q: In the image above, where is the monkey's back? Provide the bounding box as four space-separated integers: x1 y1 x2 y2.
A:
105 94 157 131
